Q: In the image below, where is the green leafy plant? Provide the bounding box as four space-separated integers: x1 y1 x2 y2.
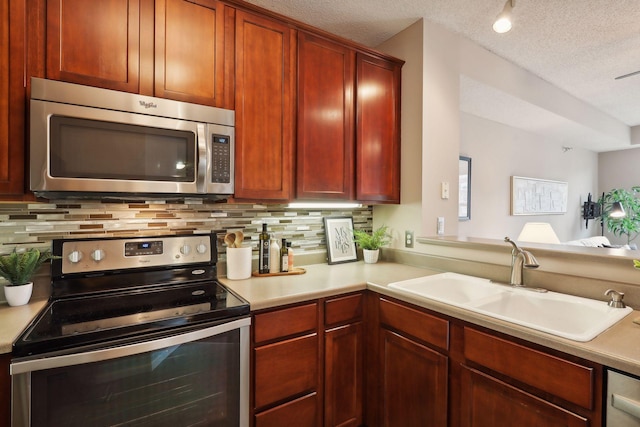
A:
0 248 57 286
353 225 391 250
600 187 640 244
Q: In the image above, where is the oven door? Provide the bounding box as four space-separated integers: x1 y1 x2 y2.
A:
11 317 250 427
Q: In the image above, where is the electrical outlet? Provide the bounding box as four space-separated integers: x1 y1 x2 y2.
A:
405 230 414 248
437 217 445 235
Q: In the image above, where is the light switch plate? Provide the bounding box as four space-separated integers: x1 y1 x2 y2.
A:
441 182 450 199
437 217 445 235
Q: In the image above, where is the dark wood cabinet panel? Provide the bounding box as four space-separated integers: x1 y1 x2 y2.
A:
0 0 28 198
154 0 231 107
325 322 363 427
46 0 142 92
0 353 10 426
255 392 319 427
379 328 448 427
324 292 362 327
234 10 294 201
464 327 595 409
356 53 401 203
379 297 449 351
254 302 318 344
254 333 318 410
460 365 588 427
296 32 355 200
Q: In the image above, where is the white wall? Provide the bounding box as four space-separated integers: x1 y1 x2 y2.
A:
376 19 460 250
376 19 602 250
458 113 598 242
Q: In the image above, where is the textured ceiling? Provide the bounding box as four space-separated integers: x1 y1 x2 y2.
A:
243 0 640 150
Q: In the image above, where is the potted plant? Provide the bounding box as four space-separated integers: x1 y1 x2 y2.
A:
600 187 640 245
0 248 57 306
353 225 391 264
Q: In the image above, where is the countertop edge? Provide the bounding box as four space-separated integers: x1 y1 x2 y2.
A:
2 263 640 378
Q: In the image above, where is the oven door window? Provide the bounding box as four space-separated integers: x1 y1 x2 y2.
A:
50 116 196 182
30 329 240 427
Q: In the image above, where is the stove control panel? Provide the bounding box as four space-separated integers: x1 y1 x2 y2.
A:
60 235 214 274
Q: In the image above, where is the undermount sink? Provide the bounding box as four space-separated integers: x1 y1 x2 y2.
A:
388 272 633 342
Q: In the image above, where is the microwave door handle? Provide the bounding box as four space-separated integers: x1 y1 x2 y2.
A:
196 123 207 193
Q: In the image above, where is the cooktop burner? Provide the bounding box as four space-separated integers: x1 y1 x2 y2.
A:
13 234 250 358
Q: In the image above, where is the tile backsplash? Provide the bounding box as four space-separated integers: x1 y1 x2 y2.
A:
0 200 373 261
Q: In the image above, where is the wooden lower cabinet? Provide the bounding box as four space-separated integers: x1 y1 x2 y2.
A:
1 353 10 426
460 366 588 427
255 392 319 427
367 294 603 427
252 293 364 427
379 329 448 427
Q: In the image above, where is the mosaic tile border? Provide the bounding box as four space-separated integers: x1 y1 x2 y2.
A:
0 200 373 262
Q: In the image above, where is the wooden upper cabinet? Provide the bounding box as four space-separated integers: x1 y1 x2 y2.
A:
155 0 232 107
46 0 142 93
356 53 401 203
234 10 294 201
296 32 355 200
0 0 27 198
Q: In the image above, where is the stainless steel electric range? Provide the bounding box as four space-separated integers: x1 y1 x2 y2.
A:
11 234 250 427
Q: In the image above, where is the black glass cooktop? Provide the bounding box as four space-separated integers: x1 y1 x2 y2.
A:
13 280 249 358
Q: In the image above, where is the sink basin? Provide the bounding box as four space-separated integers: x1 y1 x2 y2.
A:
387 273 505 305
388 272 632 342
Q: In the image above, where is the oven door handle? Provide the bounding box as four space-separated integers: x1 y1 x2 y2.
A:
612 393 640 420
11 316 250 375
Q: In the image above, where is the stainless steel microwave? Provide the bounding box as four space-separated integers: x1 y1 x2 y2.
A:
30 78 234 199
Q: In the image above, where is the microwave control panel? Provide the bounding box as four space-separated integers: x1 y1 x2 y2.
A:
210 134 231 184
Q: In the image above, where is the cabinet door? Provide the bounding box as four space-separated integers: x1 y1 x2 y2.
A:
0 0 27 197
254 333 318 410
460 365 588 427
296 32 354 200
234 10 294 201
155 0 231 107
379 328 447 427
325 322 363 427
46 0 141 92
356 53 401 203
255 392 318 427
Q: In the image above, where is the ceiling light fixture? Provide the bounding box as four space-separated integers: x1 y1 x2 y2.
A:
493 0 515 34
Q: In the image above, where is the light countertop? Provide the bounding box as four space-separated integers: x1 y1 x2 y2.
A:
3 261 640 378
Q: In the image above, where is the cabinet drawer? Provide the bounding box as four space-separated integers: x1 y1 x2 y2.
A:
255 333 319 409
325 293 363 327
463 327 594 409
254 302 318 344
255 392 318 427
379 298 449 351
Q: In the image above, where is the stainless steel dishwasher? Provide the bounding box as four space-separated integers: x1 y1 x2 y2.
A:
607 369 640 426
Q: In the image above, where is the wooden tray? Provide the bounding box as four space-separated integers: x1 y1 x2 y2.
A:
252 267 306 277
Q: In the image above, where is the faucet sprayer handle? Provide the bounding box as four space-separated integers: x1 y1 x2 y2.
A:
605 289 626 308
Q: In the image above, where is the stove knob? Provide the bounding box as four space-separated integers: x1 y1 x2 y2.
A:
68 250 83 263
180 244 192 255
196 243 207 254
91 249 105 262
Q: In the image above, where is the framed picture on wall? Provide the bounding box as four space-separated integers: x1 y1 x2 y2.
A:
324 217 358 264
459 156 472 220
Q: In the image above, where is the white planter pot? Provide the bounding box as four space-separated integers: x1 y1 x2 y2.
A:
4 282 33 307
363 249 380 264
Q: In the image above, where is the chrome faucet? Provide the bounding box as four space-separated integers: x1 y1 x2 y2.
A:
504 237 539 287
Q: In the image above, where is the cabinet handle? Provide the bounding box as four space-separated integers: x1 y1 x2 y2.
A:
612 393 640 419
